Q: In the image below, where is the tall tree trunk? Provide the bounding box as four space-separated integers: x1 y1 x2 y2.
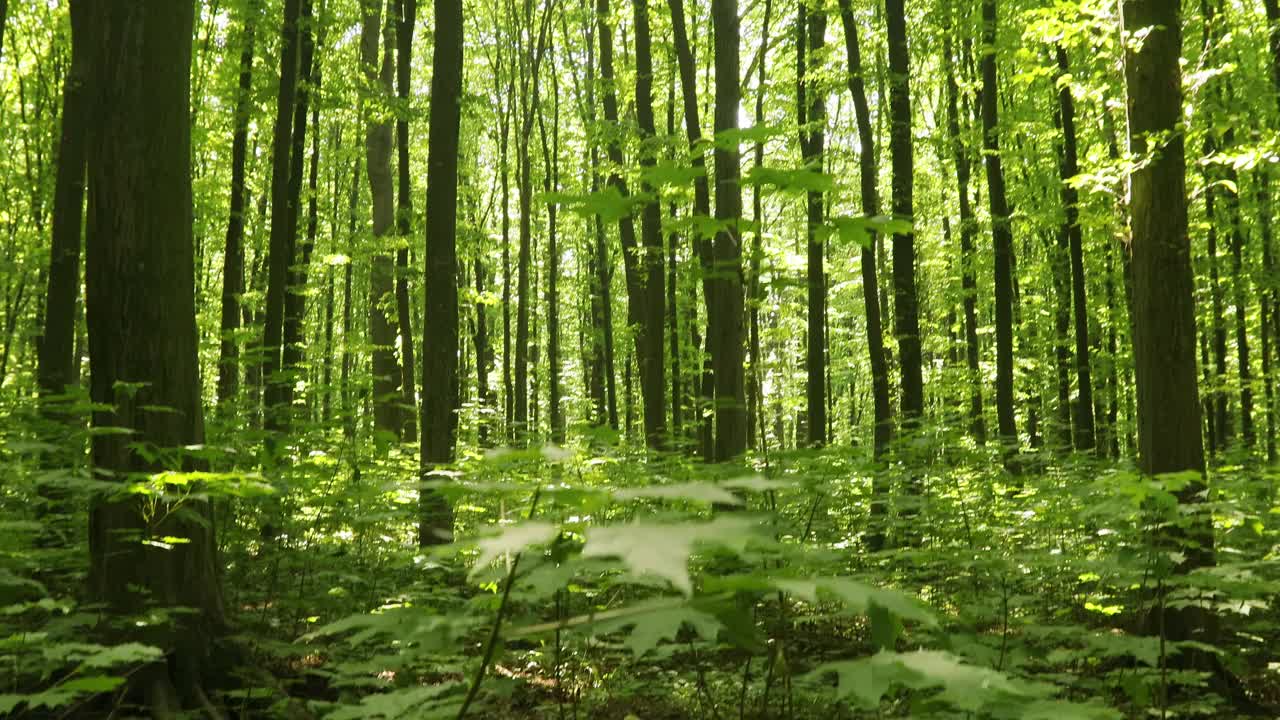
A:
940 19 984 446
539 53 565 443
262 0 303 431
281 0 319 419
395 0 419 441
633 0 667 448
748 0 773 452
667 0 717 455
474 256 493 444
1121 0 1217 648
1049 224 1074 447
342 159 360 438
362 0 402 436
1054 45 1095 451
1222 126 1253 446
799 0 826 447
216 0 256 409
81 2 226 705
38 0 88 402
501 84 514 436
420 0 462 545
710 0 746 461
1260 171 1277 462
980 0 1018 457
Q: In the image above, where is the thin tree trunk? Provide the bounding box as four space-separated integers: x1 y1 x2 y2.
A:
980 0 1019 457
419 0 463 545
710 0 746 461
1260 171 1277 462
539 51 565 443
633 0 666 448
940 18 984 445
343 159 360 438
262 0 303 430
38 0 87 401
1055 45 1095 451
362 0 402 436
799 0 826 447
748 0 772 452
395 0 419 441
216 0 256 409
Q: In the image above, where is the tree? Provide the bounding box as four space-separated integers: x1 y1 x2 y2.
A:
1054 45 1095 451
419 0 463 545
980 0 1018 457
262 0 304 430
216 0 257 410
710 0 746 461
80 0 226 707
798 0 826 447
362 0 402 436
395 0 419 442
1121 0 1215 643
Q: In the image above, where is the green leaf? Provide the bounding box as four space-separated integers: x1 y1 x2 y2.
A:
810 650 1038 711
471 521 560 572
743 165 833 194
613 482 743 506
60 676 125 693
582 516 762 595
639 161 706 187
81 642 164 669
594 600 722 657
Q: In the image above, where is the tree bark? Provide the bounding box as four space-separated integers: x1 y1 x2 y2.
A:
395 0 419 441
216 0 256 410
262 0 303 430
1121 0 1216 644
837 0 892 465
419 0 462 545
362 0 402 436
633 0 667 448
539 56 565 443
1260 171 1277 463
81 0 226 702
38 0 88 401
980 0 1019 457
1055 45 1095 451
799 0 826 447
940 18 984 446
748 0 772 451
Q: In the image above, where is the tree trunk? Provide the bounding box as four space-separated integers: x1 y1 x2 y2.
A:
633 0 667 448
81 1 226 704
38 0 88 401
1055 45 1095 451
799 0 826 447
940 19 984 446
1260 171 1277 462
343 159 360 438
1121 0 1216 645
262 0 303 430
419 0 462 545
748 0 772 452
395 0 419 441
539 57 565 443
216 0 255 409
362 0 402 436
710 0 746 461
980 0 1018 457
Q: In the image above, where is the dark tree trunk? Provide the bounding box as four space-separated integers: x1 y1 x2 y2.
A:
539 55 565 443
633 0 667 448
940 21 985 446
1121 0 1216 644
1055 45 1095 451
38 0 88 401
1048 225 1073 448
362 0 402 436
798 0 826 447
748 0 772 452
419 0 462 545
667 0 717 455
837 0 892 550
582 10 617 430
395 0 419 441
280 0 318 420
886 0 921 437
1203 149 1229 451
500 82 514 436
1221 126 1253 446
216 0 256 409
81 1 226 705
710 0 746 461
980 0 1018 456
343 159 360 438
262 0 303 430
474 256 493 444
1260 172 1277 462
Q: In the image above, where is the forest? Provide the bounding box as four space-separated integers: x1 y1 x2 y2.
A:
0 0 1278 717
